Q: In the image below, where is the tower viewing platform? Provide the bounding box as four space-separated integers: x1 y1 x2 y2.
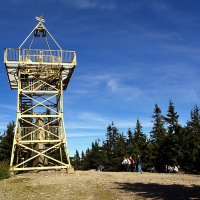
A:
5 47 76 90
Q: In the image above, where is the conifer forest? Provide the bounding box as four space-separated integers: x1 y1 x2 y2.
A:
0 101 200 174
72 101 200 174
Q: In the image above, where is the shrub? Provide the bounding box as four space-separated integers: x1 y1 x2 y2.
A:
0 161 10 180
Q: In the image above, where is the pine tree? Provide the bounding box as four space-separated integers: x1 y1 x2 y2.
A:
182 105 200 173
74 149 81 170
187 105 200 132
164 101 179 134
134 119 144 139
126 128 134 156
80 151 85 170
163 101 180 168
150 104 166 171
0 121 15 162
133 119 146 145
84 148 92 170
105 122 119 154
114 133 127 171
150 104 166 142
131 119 148 169
127 128 134 145
103 122 122 171
90 140 106 169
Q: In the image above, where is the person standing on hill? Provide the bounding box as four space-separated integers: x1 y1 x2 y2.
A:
129 156 135 172
122 157 128 172
137 155 142 174
127 157 131 172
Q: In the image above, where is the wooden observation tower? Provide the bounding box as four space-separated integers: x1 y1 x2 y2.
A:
4 17 76 171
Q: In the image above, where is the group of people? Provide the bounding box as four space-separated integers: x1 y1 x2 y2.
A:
122 155 142 173
165 165 179 173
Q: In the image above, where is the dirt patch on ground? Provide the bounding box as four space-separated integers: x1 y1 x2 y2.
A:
0 170 199 200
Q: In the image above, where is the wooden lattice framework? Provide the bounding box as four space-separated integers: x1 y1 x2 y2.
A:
4 17 76 171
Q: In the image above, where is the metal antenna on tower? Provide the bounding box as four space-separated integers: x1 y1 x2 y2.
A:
36 15 45 23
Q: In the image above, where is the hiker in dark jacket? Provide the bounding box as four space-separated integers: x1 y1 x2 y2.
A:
137 155 142 173
129 156 135 172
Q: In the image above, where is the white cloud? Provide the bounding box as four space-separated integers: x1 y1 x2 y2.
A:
65 110 152 131
0 104 16 110
70 71 144 101
107 79 142 100
78 112 107 122
0 114 15 132
149 0 172 13
65 112 109 129
0 123 7 132
163 44 200 57
116 119 152 129
67 130 105 138
60 0 116 10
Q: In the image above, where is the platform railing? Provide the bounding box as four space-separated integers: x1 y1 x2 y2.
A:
20 126 61 140
4 48 76 64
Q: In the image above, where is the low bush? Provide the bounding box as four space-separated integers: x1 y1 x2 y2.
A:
0 161 10 180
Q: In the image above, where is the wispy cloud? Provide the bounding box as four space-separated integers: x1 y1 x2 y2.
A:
0 101 16 133
126 0 196 26
67 129 105 138
78 112 107 122
107 79 142 100
149 0 172 14
0 114 15 132
152 63 199 88
163 44 200 57
144 63 200 104
70 61 200 105
115 118 152 129
65 110 152 130
70 71 144 101
65 111 109 129
67 119 152 138
60 0 116 10
0 104 16 110
121 0 173 16
67 133 105 138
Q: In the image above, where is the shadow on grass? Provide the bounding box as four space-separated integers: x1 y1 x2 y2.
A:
115 182 200 200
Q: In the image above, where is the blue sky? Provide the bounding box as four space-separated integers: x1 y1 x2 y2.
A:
1 0 200 155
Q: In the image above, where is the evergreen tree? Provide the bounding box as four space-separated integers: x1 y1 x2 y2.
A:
187 105 200 132
105 122 119 154
134 119 143 137
103 122 123 171
150 104 166 171
182 105 200 173
114 133 127 171
0 121 15 162
131 119 148 169
164 101 179 134
90 140 106 169
126 128 134 156
164 101 180 168
133 119 146 149
150 104 166 142
83 148 92 170
80 151 85 170
74 149 81 170
127 128 134 145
